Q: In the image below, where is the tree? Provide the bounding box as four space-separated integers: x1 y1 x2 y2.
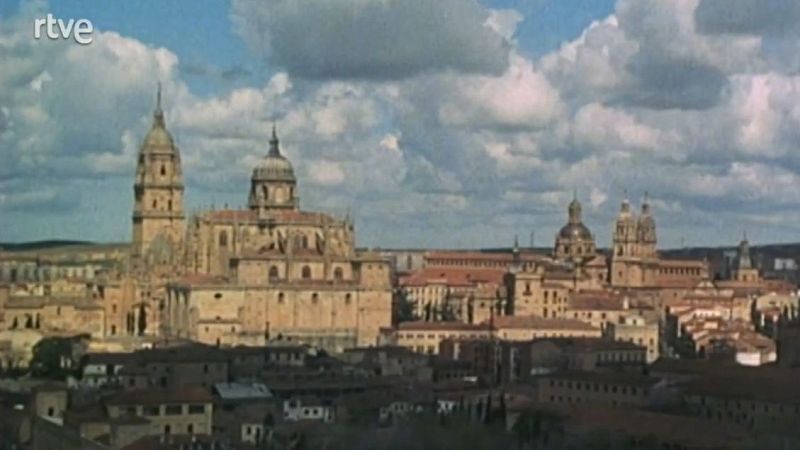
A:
393 289 418 324
30 335 87 379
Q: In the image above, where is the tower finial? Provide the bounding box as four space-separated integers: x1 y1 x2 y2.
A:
153 82 165 125
269 122 280 156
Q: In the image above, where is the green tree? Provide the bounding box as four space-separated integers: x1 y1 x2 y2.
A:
29 335 88 379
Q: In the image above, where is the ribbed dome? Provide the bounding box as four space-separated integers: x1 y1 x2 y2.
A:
559 222 593 240
252 125 296 181
253 155 295 180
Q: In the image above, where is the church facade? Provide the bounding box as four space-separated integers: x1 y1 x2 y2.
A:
609 195 708 289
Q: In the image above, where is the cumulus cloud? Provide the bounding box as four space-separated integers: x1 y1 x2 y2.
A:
230 0 512 79
695 0 800 36
6 0 800 247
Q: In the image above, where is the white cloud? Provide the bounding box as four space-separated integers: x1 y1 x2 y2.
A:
231 0 513 80
6 0 800 247
437 55 563 129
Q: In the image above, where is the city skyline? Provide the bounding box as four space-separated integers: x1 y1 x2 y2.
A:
3 0 800 249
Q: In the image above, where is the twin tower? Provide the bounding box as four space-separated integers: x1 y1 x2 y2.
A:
613 194 657 260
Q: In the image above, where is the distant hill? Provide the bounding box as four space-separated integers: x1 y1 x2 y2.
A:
0 240 95 252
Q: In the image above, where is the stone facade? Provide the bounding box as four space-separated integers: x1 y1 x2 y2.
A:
610 195 709 288
148 114 392 351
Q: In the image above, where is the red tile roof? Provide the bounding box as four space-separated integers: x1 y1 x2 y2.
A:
204 209 256 221
399 267 505 288
568 291 625 311
491 315 597 331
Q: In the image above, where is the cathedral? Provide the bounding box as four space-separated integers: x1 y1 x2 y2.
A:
131 88 392 352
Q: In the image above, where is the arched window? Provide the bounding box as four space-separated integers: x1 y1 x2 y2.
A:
278 292 284 304
333 267 343 281
152 199 157 209
301 266 311 279
301 235 309 249
219 231 228 247
160 165 166 176
345 293 352 305
311 293 319 303
269 266 279 280
167 200 172 211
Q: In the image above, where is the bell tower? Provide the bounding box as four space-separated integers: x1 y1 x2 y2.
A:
635 192 657 257
613 194 637 258
132 84 185 258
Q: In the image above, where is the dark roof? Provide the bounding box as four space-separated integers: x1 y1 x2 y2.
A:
120 434 218 450
536 337 644 352
134 343 229 363
541 371 660 388
83 352 136 366
106 387 213 406
549 405 749 448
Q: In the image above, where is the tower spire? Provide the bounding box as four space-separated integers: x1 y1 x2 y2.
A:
154 82 165 126
269 122 280 156
621 189 631 213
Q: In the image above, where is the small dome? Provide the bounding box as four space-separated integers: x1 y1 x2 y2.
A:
253 153 295 181
559 222 593 240
252 125 295 181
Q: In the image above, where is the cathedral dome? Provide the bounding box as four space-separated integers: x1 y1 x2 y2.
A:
559 222 593 240
252 126 295 182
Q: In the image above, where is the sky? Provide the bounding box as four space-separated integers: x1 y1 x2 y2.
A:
1 0 800 249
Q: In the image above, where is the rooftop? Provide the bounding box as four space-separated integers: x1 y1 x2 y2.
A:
396 321 492 332
399 267 506 288
491 315 598 331
106 387 213 406
568 290 626 311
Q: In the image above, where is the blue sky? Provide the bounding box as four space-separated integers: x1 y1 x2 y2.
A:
2 0 800 248
7 0 617 94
